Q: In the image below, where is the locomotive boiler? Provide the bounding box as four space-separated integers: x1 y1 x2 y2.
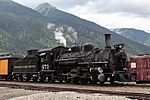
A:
55 33 130 84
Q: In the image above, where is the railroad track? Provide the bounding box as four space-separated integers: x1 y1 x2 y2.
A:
0 81 150 99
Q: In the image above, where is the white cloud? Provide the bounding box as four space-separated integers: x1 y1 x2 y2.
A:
12 0 150 17
73 13 150 33
12 0 89 9
67 0 150 17
12 0 43 8
66 0 150 33
12 0 150 33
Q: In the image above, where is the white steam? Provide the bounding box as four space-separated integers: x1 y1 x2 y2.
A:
54 26 66 46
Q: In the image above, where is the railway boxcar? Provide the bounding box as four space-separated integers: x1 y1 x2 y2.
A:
0 55 20 80
129 55 150 83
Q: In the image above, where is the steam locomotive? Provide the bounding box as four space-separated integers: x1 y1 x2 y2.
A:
0 34 132 84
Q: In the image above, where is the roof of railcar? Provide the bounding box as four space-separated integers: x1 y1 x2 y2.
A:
0 53 23 60
130 54 150 59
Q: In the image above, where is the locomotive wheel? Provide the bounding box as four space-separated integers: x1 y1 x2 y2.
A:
25 76 31 81
71 77 79 84
40 79 44 82
80 79 88 84
66 79 71 83
32 77 38 82
91 74 98 84
18 76 23 81
48 79 55 83
100 82 104 84
7 75 13 81
59 80 63 83
109 76 115 84
39 75 45 82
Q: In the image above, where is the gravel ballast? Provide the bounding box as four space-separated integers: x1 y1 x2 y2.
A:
0 87 130 100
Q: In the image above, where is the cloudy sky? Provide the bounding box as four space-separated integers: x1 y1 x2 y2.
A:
12 0 150 33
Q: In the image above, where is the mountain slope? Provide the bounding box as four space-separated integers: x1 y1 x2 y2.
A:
0 0 48 53
0 1 150 56
0 0 78 53
113 28 150 46
35 3 150 55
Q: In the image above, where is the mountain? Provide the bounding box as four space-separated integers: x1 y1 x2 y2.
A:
0 0 48 53
113 28 150 47
0 1 150 56
35 3 150 55
0 0 77 53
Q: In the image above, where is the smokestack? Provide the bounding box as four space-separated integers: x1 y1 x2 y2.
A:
105 33 111 49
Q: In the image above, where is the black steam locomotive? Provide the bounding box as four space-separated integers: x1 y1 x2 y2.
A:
2 34 131 84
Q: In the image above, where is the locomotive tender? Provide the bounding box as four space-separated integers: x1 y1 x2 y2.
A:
0 33 131 84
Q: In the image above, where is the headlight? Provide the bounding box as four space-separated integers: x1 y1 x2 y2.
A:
119 45 123 49
98 67 103 73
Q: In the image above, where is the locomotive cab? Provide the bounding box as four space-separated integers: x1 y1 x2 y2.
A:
38 46 69 82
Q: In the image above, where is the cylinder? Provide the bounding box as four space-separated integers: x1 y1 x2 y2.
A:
98 74 105 82
105 33 111 48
